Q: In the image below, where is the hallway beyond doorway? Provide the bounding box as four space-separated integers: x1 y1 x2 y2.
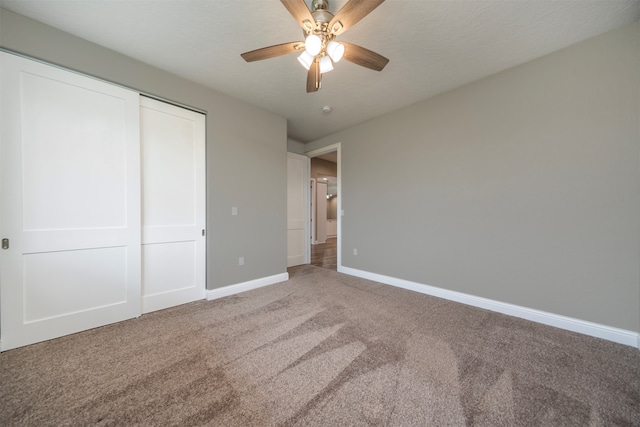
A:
310 237 337 271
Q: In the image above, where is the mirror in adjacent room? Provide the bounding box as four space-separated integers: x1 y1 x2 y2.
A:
317 175 337 220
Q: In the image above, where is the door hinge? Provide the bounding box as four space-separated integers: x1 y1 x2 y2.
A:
202 229 205 236
2 238 9 249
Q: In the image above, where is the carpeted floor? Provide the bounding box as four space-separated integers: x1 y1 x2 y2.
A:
1 265 639 426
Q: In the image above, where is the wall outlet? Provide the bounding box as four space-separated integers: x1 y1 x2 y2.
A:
232 207 238 216
353 248 358 255
239 256 244 266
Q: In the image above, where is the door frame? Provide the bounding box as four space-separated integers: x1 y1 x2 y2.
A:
305 143 341 270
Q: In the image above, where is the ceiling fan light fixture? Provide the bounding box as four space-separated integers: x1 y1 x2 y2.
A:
304 34 322 56
297 51 315 70
326 41 344 62
319 55 334 73
240 0 389 92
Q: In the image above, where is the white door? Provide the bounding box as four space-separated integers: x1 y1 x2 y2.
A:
0 53 142 351
140 97 206 313
287 153 309 267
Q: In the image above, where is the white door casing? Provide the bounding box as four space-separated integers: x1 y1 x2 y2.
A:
0 53 142 351
140 96 206 313
287 153 309 267
305 144 341 268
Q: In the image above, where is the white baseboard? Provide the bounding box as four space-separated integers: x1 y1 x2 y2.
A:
206 272 289 301
339 266 640 349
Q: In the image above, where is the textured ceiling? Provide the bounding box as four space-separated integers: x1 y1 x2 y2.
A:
1 0 638 143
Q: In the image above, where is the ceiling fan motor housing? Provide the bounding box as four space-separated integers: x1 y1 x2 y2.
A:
310 0 334 30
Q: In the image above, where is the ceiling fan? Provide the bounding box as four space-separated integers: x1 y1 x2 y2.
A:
241 0 389 93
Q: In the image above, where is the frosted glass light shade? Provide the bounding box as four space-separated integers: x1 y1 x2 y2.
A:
304 34 322 56
297 51 315 70
326 41 345 62
319 55 333 73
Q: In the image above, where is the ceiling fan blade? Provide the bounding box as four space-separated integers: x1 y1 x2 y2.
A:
241 41 305 62
306 60 321 93
341 42 389 71
281 0 315 31
328 0 386 35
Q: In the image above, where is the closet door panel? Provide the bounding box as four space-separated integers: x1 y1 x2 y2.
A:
0 53 141 351
21 71 128 230
23 247 128 322
140 96 206 314
142 241 196 296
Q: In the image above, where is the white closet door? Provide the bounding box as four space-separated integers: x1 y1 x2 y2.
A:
140 97 206 313
0 53 141 351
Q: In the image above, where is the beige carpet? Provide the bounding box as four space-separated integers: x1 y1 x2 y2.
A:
1 265 639 426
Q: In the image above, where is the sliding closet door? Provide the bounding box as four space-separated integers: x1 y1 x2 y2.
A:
0 53 141 351
140 97 206 313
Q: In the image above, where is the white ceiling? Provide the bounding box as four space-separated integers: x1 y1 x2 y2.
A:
2 0 638 143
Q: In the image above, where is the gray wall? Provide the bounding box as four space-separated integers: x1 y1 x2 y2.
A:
307 22 640 332
287 138 306 155
1 8 288 289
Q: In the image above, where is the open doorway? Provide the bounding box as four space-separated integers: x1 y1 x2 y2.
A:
305 144 341 272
